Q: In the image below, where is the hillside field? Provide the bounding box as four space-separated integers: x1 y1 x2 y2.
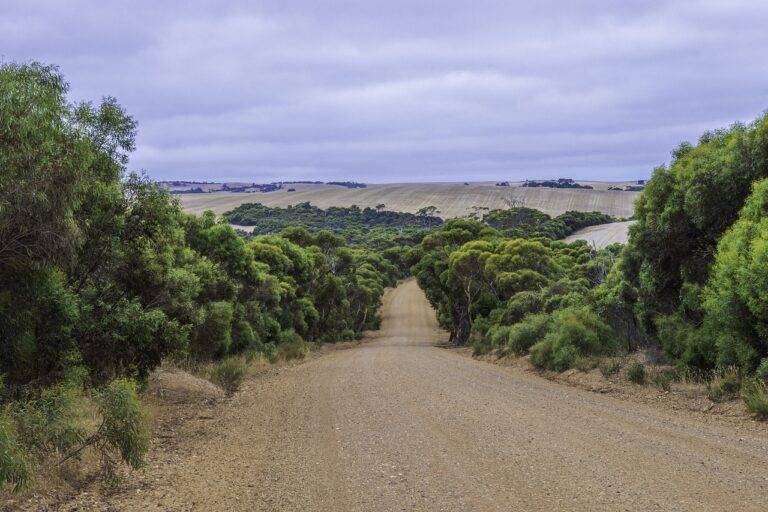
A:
178 181 640 219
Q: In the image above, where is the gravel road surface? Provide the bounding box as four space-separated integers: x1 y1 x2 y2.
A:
82 279 768 511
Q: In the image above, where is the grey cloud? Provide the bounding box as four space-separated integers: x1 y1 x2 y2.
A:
2 0 767 182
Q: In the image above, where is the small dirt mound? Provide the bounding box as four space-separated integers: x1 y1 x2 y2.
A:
147 366 225 404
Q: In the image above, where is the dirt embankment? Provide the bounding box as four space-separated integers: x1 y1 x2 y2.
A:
24 279 768 511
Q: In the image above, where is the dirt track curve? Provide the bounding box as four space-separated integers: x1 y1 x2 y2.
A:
77 279 768 511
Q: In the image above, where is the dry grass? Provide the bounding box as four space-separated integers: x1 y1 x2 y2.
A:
179 181 640 219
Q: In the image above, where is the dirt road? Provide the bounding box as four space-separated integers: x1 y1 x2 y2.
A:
562 220 634 248
76 279 767 511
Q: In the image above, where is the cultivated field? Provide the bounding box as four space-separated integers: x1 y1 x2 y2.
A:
179 182 640 219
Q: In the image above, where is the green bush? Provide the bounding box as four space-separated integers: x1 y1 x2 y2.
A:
263 343 279 364
703 179 768 373
707 368 741 402
626 362 646 384
651 369 676 391
210 357 248 394
756 358 768 381
95 379 150 470
276 330 310 361
530 307 616 371
599 359 622 378
12 384 86 455
191 301 234 359
507 313 552 355
0 416 29 491
741 379 768 416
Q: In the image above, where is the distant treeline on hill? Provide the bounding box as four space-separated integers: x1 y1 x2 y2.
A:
224 201 443 234
327 181 367 188
482 208 614 239
166 180 367 194
522 178 593 189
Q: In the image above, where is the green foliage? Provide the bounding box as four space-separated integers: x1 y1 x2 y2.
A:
702 179 768 372
224 201 442 235
95 379 149 470
599 359 622 378
276 330 310 361
0 416 29 491
530 307 616 372
493 313 552 355
756 359 768 381
707 369 741 402
623 114 768 366
625 362 646 384
651 369 676 391
192 301 234 359
483 207 613 239
12 384 86 455
741 379 768 416
210 357 248 394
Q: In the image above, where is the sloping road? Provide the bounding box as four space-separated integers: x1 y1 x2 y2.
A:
562 220 634 248
87 279 767 511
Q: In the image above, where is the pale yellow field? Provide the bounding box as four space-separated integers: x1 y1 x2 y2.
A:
179 182 639 219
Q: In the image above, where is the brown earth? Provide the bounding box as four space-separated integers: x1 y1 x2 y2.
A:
37 279 768 511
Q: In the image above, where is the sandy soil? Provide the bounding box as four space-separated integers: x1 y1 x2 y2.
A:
562 220 634 248
41 279 768 511
179 182 639 219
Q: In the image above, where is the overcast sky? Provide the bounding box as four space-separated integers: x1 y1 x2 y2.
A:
2 1 767 182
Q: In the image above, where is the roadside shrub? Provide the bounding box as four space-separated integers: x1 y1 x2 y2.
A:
276 330 309 361
191 301 234 359
94 379 150 471
707 368 741 402
599 359 622 378
210 357 248 394
651 369 677 392
506 313 552 355
756 358 768 381
12 384 86 455
741 379 768 416
0 416 29 491
626 362 646 384
574 356 598 372
263 343 279 364
530 307 616 371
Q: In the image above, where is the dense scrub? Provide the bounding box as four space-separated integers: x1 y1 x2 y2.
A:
623 113 768 373
409 112 768 416
522 178 594 189
482 207 614 239
0 62 396 488
410 218 623 354
223 201 443 234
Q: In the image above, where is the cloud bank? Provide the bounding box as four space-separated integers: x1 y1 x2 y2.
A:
2 0 767 182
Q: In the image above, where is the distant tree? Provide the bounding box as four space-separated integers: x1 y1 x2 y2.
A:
417 205 440 217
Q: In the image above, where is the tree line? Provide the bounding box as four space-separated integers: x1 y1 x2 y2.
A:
409 112 768 414
0 63 400 489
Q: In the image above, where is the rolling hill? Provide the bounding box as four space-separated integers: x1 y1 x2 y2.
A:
178 181 640 219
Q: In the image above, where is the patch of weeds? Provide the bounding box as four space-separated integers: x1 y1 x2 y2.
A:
625 362 646 384
263 343 279 364
573 356 598 373
707 368 741 403
599 359 622 378
741 379 768 417
0 416 29 491
209 357 248 395
651 369 677 392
